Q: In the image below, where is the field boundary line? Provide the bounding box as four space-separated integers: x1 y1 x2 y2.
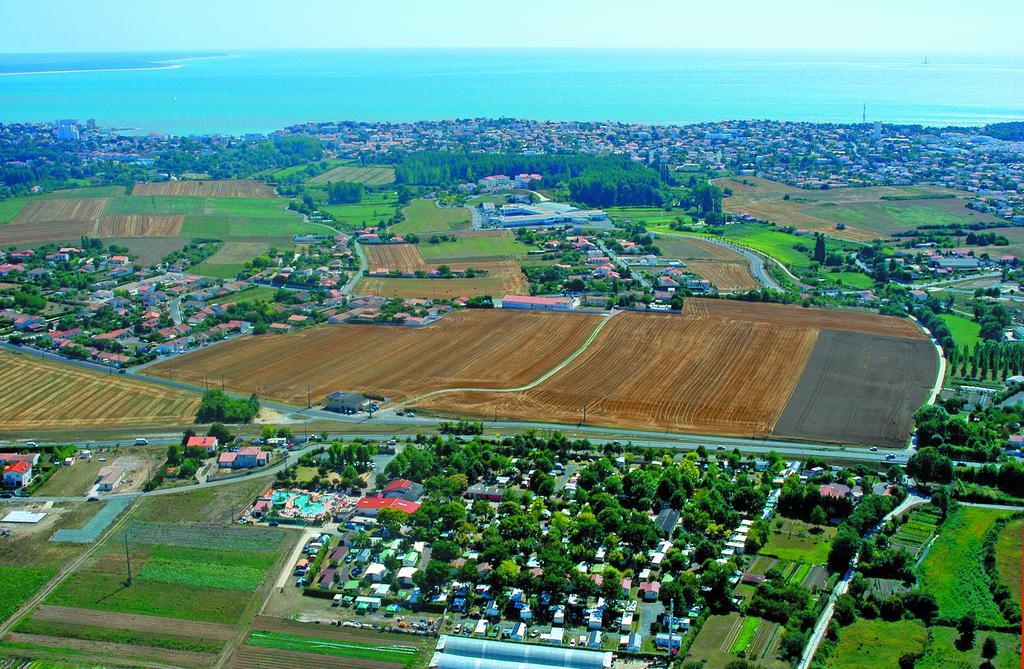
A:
391 310 618 411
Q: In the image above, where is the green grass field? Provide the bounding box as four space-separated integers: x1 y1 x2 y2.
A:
47 570 253 623
308 164 396 186
192 241 271 278
729 616 761 653
918 506 1013 625
104 195 205 216
321 191 399 229
210 285 279 305
247 631 419 666
827 271 876 289
0 566 54 623
41 185 126 199
994 517 1022 604
761 517 836 565
719 225 820 268
826 619 926 669
917 626 1021 669
418 233 528 262
0 197 29 224
390 200 471 235
607 206 691 227
939 313 982 349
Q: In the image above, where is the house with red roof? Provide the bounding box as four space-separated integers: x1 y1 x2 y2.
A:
186 436 219 454
381 479 424 502
355 497 421 517
2 460 32 488
218 446 270 469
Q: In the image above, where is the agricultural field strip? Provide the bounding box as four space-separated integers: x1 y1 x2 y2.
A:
0 350 200 431
364 244 430 273
4 632 217 668
124 521 284 552
146 310 601 406
307 165 395 186
132 180 275 198
392 311 615 409
31 605 236 641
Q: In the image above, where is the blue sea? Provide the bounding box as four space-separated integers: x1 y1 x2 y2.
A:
1 49 1023 136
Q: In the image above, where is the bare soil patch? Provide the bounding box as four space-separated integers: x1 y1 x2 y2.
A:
32 605 235 641
771 329 939 447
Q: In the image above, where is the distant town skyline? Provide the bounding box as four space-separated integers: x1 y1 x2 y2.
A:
3 0 1024 56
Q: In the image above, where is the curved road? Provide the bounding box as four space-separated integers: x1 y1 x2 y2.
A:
650 230 783 291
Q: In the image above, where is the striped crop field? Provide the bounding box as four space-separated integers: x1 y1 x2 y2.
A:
0 350 200 431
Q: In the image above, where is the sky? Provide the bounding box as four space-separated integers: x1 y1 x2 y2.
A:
2 0 1023 56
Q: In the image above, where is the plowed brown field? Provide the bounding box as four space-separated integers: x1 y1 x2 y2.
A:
0 197 110 245
32 605 235 640
6 632 217 669
146 310 602 405
13 197 109 224
95 214 184 237
355 259 528 298
421 310 818 436
418 299 935 441
0 350 200 432
687 259 760 291
364 243 429 273
132 180 275 198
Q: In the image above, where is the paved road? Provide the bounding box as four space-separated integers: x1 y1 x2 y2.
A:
169 298 183 326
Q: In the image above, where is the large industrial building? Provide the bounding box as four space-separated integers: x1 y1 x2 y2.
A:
430 635 613 669
486 201 607 228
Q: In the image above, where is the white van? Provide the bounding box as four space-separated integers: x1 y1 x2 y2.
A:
134 437 149 446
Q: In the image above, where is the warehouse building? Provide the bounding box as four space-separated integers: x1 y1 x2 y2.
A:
430 635 612 669
325 390 372 414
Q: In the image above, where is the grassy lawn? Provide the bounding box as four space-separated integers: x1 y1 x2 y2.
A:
826 619 926 668
0 567 54 623
418 232 528 262
390 200 471 235
183 198 315 240
47 570 252 624
827 271 876 289
720 224 817 268
41 185 126 199
34 458 104 497
939 313 982 349
761 517 836 565
321 191 399 229
994 517 1022 603
0 197 29 224
192 241 270 278
247 631 419 666
130 477 269 524
607 206 690 227
729 615 761 653
917 625 1021 669
210 285 279 306
918 506 1013 625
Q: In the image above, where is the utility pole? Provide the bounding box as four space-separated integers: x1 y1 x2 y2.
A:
581 403 587 425
221 374 224 391
124 533 132 585
307 383 311 409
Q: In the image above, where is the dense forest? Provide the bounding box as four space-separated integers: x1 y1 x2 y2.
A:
393 152 672 207
982 121 1024 141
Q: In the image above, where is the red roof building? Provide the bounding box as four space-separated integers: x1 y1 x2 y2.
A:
186 436 219 453
355 497 421 516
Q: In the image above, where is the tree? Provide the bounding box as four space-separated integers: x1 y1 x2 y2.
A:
207 422 233 444
813 234 827 264
981 636 997 663
956 615 976 650
828 531 860 573
810 505 827 526
375 507 407 537
907 447 953 483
